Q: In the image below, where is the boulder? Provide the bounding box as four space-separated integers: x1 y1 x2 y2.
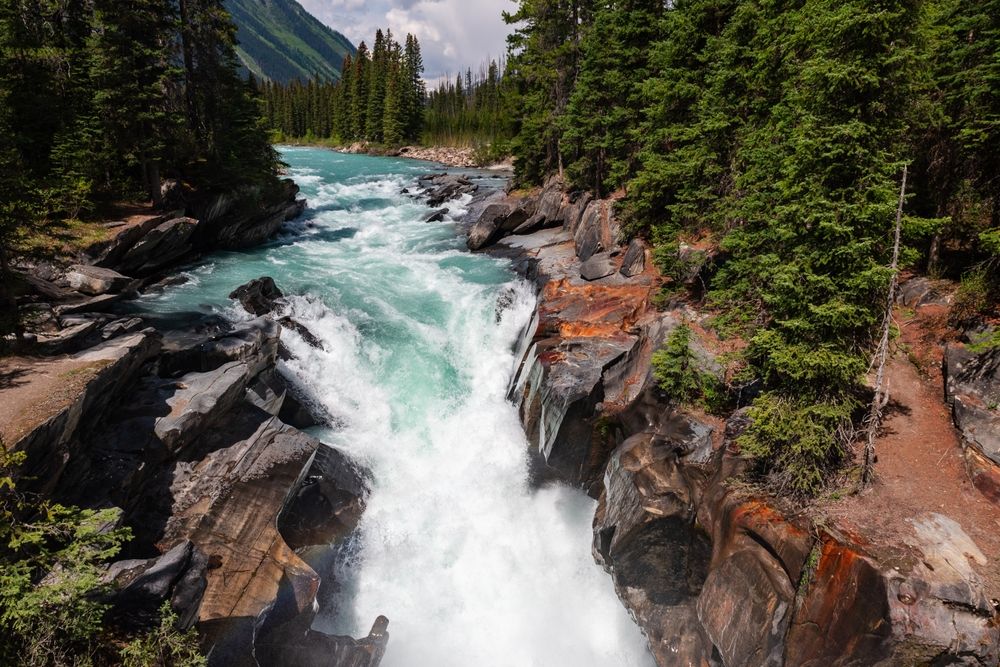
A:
580 252 617 281
420 173 479 207
11 330 162 492
65 265 134 296
246 368 287 416
423 207 449 222
945 343 1000 467
619 238 646 278
514 177 564 235
119 217 199 275
279 444 369 550
159 316 280 379
102 317 145 340
467 203 513 251
560 192 593 235
229 276 284 316
34 315 104 354
191 179 305 250
153 361 253 453
574 200 618 262
106 540 208 631
85 212 178 268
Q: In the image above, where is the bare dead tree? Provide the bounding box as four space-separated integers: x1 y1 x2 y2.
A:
861 165 908 489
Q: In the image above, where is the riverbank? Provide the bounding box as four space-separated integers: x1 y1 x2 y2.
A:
276 137 513 170
458 175 1000 666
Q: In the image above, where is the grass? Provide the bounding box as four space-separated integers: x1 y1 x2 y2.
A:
15 217 115 259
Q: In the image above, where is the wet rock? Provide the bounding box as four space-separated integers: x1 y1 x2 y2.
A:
246 368 287 416
279 443 369 550
620 238 646 278
420 173 479 207
278 316 323 349
278 391 321 430
580 252 617 281
423 207 449 222
65 265 134 296
229 276 284 316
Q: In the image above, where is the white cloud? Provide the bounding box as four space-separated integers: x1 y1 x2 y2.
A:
298 0 513 82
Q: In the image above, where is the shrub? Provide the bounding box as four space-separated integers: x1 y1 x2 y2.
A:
120 603 206 667
652 322 725 410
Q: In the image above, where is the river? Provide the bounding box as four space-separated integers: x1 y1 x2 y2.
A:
139 147 653 667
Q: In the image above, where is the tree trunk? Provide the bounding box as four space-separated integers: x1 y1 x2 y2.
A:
144 159 162 207
861 165 908 489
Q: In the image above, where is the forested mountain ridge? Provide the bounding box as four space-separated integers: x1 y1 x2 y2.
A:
227 0 356 83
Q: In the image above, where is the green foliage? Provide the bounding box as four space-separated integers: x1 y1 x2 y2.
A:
951 265 997 324
652 322 725 410
261 28 425 146
737 393 855 495
225 0 355 84
120 603 206 667
423 60 515 151
0 447 131 666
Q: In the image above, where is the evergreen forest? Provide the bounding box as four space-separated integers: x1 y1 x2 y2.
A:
0 0 281 271
499 0 1000 492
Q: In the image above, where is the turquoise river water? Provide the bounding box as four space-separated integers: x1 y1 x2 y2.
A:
138 147 653 666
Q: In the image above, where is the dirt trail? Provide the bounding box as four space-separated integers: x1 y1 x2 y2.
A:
825 349 1000 595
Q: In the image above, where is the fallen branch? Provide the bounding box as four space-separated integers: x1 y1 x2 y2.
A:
861 165 907 489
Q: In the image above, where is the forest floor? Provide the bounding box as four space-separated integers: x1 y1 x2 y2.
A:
820 298 1000 595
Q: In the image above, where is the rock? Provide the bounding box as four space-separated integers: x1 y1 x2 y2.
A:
153 361 253 453
898 276 954 308
619 238 646 277
246 368 287 416
945 343 1000 468
278 391 321 430
119 216 199 275
278 316 323 349
191 179 305 250
85 212 178 268
19 303 60 334
35 316 103 354
467 203 513 251
12 330 162 491
143 274 190 293
279 444 368 550
229 276 284 316
160 407 322 666
560 192 593 234
102 317 145 340
159 316 280 379
420 173 479 207
423 207 449 222
580 252 617 281
106 540 208 631
54 293 126 315
65 264 134 296
513 177 564 234
160 178 187 211
256 615 389 667
574 200 618 262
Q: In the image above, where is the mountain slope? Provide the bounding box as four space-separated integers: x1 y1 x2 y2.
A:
226 0 355 83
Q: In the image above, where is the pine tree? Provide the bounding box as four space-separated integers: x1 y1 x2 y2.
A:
351 43 370 140
366 29 388 143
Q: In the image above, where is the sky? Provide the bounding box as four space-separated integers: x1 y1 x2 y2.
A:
298 0 514 87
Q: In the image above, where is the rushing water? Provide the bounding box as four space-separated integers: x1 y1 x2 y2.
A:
138 147 653 667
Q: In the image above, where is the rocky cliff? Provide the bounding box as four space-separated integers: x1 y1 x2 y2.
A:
466 177 1000 666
